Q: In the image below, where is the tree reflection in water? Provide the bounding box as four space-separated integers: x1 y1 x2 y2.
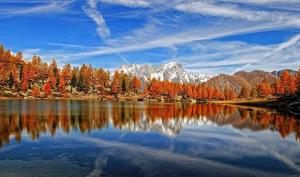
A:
0 100 299 147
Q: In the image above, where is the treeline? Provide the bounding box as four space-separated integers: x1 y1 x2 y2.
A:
239 71 299 99
0 44 226 100
0 44 299 100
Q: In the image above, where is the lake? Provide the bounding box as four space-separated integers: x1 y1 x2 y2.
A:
0 100 299 177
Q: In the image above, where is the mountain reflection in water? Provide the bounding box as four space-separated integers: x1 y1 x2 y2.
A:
0 100 299 177
0 100 299 146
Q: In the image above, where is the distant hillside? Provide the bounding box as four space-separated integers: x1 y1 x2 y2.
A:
206 74 251 93
206 70 278 93
234 70 277 86
271 69 298 77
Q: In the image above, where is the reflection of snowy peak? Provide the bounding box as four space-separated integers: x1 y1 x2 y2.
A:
119 117 212 136
119 62 213 83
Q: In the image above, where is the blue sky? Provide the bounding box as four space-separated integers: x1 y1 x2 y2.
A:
0 0 300 74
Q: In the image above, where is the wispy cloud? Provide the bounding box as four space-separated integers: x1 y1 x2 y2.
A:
224 0 300 5
83 0 111 40
74 0 300 58
46 42 98 49
164 38 300 74
6 0 299 74
67 22 291 58
100 0 151 8
0 1 73 16
267 34 300 55
174 1 300 23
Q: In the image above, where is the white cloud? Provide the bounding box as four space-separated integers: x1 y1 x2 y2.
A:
0 1 73 16
166 39 300 74
100 0 151 8
174 1 300 23
269 34 300 54
224 0 300 5
76 0 300 58
67 22 292 58
83 0 111 40
9 0 299 74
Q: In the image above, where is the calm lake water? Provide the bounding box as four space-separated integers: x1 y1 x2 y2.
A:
0 100 299 177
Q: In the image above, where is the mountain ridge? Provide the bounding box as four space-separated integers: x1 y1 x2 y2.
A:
119 61 213 83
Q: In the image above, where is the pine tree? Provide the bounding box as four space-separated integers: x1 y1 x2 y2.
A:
7 72 14 88
70 74 78 89
77 74 84 91
122 78 126 92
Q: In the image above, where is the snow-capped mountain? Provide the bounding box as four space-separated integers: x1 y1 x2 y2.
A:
119 61 213 83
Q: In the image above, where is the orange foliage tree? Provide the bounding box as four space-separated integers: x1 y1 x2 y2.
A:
258 79 272 97
43 80 52 96
131 76 141 93
31 87 40 97
111 71 120 94
297 69 300 95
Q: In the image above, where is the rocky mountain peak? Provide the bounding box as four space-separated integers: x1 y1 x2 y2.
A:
119 61 213 83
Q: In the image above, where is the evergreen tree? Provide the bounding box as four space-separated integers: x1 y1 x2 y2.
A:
7 72 14 88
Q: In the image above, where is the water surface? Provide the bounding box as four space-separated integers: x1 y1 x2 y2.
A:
0 100 299 177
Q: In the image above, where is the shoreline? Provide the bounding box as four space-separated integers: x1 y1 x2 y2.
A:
210 97 300 116
1 95 299 116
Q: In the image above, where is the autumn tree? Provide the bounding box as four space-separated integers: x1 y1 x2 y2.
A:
0 50 11 84
92 68 109 93
61 64 72 85
239 85 250 99
111 71 120 94
21 65 30 92
289 75 296 95
43 80 52 96
207 87 214 100
250 86 258 98
258 79 272 97
273 79 284 95
31 86 40 97
78 65 92 93
58 76 66 93
227 89 237 100
131 76 141 93
280 70 290 95
297 69 300 95
50 59 59 78
48 70 56 89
